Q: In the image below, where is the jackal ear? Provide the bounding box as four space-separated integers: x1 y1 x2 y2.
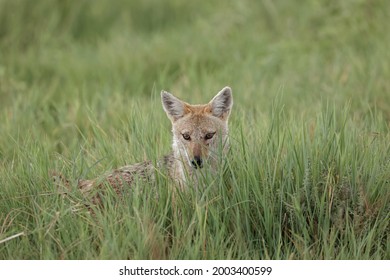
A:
209 86 233 120
161 90 186 122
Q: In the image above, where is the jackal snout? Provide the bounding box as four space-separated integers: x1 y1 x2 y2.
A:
191 156 203 169
190 142 204 169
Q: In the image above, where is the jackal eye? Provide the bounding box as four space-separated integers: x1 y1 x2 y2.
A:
205 132 216 140
182 133 191 141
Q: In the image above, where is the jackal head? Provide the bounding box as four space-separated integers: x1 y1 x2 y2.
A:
161 86 233 171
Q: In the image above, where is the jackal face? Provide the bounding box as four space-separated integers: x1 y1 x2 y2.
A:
161 86 233 170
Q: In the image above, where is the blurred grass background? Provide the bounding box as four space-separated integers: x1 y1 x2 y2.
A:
0 0 389 259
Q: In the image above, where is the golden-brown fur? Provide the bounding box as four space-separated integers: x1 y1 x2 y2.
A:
53 86 233 199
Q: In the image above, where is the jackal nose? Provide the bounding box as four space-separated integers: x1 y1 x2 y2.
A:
191 156 203 169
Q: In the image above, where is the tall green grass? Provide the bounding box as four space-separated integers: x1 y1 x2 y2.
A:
0 0 389 259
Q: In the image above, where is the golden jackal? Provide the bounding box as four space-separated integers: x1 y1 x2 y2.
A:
55 86 233 196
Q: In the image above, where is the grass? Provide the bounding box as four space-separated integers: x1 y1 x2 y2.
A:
0 0 389 259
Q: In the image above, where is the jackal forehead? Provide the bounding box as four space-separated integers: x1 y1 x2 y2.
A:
174 114 226 134
184 103 211 113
